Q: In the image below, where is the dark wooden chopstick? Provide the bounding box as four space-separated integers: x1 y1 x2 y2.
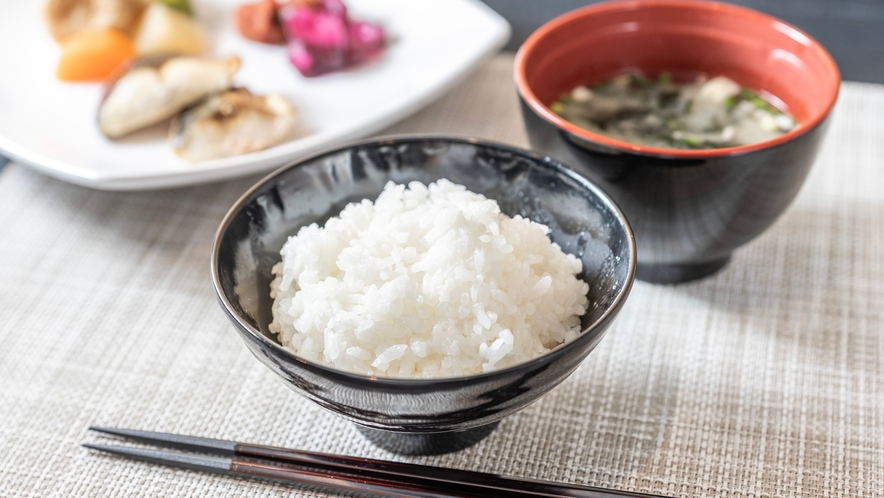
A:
85 427 672 498
83 443 463 498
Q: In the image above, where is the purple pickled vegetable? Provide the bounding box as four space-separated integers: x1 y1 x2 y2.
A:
279 3 349 76
279 0 386 77
348 21 385 66
321 0 348 16
286 39 316 76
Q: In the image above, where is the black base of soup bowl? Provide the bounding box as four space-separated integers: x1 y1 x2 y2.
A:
519 102 829 284
212 136 635 455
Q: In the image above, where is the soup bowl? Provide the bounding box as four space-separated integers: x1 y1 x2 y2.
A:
515 0 840 283
211 136 635 455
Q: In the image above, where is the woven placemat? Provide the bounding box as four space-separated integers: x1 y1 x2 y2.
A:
0 54 882 497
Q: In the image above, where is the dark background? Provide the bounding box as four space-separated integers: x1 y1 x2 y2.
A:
482 0 884 83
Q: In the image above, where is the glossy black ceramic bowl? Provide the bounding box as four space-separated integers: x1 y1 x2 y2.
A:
515 0 841 283
211 136 635 455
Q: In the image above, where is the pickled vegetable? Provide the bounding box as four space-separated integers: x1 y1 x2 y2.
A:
278 0 385 77
236 0 285 44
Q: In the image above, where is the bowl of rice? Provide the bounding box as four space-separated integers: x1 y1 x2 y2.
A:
212 136 636 455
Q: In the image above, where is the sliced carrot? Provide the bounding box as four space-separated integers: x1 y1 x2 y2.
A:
56 29 135 82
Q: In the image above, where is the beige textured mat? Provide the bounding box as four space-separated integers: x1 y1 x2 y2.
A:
0 55 882 497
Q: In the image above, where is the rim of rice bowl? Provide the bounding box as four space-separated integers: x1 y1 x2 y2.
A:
211 136 636 388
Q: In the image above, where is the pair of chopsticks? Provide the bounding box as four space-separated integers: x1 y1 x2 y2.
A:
85 427 671 498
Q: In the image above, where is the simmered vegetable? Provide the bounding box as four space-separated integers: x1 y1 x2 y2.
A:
551 72 797 149
44 0 148 42
156 0 192 16
56 28 135 81
133 1 206 55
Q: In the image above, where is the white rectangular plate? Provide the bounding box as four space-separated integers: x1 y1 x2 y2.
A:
0 0 509 190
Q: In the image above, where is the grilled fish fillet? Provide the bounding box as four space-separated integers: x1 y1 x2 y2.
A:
98 55 240 138
170 88 296 162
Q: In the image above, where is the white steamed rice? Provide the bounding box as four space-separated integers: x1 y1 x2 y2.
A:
269 179 589 378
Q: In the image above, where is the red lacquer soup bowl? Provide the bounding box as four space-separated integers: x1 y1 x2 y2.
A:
515 0 840 283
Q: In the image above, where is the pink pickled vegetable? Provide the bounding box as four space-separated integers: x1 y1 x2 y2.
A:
279 4 348 76
348 21 385 65
286 39 316 75
279 0 385 77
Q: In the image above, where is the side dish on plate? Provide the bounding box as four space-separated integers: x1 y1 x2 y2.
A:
170 87 297 161
236 0 386 77
551 72 797 150
98 54 241 138
46 0 206 81
3 0 510 189
43 0 387 163
269 180 590 378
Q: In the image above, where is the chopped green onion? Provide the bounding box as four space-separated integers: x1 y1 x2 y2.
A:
657 72 672 85
749 96 768 109
739 89 783 114
680 136 701 147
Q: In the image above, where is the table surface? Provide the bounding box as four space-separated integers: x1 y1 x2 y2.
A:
1 54 882 498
